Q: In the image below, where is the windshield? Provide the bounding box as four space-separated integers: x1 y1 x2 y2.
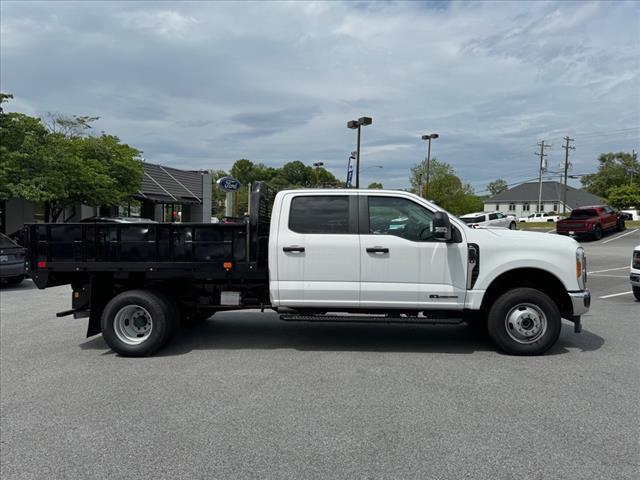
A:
0 233 18 248
570 209 598 219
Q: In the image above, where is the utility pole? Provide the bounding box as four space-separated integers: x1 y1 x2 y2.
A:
535 140 550 213
561 136 575 214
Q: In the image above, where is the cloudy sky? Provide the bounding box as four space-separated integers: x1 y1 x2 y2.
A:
1 1 638 191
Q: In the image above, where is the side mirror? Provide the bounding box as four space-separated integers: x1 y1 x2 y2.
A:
433 212 452 241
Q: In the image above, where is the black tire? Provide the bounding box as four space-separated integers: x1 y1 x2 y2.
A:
617 219 626 232
633 286 640 302
509 222 517 230
101 289 177 357
592 225 603 240
487 288 562 356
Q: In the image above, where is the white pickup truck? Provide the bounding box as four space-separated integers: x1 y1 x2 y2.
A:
26 185 591 356
519 212 562 223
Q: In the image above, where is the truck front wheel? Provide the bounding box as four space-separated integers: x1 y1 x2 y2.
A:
633 286 640 302
101 290 177 357
487 288 561 355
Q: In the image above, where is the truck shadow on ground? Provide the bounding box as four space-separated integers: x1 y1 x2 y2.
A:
0 279 36 291
80 312 605 357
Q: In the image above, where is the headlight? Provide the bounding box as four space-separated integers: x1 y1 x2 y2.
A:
576 247 587 289
633 251 640 269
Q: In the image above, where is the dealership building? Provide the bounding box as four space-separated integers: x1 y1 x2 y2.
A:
1 162 212 235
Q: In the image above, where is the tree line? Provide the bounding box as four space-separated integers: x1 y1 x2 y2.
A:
0 93 142 222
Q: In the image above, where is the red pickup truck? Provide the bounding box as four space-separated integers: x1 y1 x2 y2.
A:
556 205 626 240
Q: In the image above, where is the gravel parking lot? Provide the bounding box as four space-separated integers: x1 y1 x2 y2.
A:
1 229 638 480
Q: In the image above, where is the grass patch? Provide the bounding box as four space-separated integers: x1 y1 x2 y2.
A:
517 222 558 230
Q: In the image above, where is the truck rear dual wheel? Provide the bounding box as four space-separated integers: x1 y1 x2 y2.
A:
101 290 178 357
487 288 561 356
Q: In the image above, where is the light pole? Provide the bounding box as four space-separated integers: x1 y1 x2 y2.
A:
421 133 439 197
312 162 324 186
347 116 373 188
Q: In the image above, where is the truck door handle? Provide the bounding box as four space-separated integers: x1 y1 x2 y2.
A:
283 246 305 253
366 247 389 254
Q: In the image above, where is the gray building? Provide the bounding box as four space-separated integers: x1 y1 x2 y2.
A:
1 162 212 235
134 162 212 223
483 181 604 218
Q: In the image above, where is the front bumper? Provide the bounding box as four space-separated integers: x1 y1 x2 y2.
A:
568 290 591 316
630 273 640 287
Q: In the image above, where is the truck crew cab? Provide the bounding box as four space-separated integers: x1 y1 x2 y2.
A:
25 184 590 357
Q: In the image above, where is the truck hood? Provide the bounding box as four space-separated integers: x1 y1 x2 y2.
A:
460 225 583 291
464 225 580 250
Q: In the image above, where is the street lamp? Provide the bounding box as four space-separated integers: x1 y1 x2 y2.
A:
312 162 324 186
420 133 439 197
347 116 373 188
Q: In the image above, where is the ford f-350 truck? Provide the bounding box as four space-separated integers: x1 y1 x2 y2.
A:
24 183 590 357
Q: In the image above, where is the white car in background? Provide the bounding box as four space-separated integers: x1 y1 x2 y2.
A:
460 211 517 230
631 245 640 301
519 212 561 223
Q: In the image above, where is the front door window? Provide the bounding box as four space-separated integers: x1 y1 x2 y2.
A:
368 196 435 241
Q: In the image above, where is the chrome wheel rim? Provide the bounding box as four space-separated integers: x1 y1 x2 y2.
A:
113 305 153 345
505 303 547 344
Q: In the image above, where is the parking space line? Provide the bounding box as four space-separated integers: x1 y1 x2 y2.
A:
588 266 628 274
601 228 639 244
599 291 633 299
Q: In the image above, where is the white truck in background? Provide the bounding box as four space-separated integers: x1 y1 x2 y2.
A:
26 185 591 357
519 212 562 223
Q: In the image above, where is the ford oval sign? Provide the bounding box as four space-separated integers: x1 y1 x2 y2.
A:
217 176 241 192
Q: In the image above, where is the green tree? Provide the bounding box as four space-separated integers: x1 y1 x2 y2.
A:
581 152 640 198
281 160 313 186
0 93 143 221
486 178 508 196
409 157 483 215
367 182 384 189
607 184 640 209
44 112 100 137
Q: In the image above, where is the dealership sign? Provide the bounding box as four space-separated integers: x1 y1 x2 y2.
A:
217 176 241 192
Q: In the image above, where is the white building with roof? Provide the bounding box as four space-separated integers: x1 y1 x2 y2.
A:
483 181 604 218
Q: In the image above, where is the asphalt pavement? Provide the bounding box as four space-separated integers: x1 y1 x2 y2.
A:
1 230 638 479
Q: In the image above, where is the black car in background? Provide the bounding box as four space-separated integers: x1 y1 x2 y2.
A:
0 233 26 286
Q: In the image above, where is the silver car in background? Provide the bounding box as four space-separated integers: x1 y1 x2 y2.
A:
460 211 517 230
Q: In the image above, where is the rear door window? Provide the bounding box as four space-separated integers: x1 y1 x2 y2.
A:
289 196 350 234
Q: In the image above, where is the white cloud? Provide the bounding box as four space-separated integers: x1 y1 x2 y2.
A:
1 0 638 190
119 9 197 38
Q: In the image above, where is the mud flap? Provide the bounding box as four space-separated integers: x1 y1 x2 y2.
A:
86 274 112 337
